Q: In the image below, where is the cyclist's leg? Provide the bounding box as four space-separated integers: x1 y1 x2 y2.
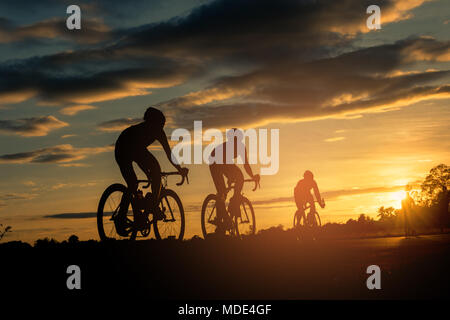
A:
306 193 316 213
116 154 138 193
295 196 303 214
295 204 305 227
305 194 319 228
294 197 304 217
209 164 228 224
225 165 244 216
114 155 137 234
135 149 162 211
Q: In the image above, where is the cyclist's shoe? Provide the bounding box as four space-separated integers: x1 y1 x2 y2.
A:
114 212 130 237
228 196 242 218
152 207 165 221
215 223 226 235
134 210 148 228
223 216 235 232
213 216 233 234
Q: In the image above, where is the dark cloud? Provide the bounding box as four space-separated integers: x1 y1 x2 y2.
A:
44 212 100 219
0 61 195 105
0 0 445 121
0 116 68 136
163 37 450 129
0 193 36 201
0 192 37 208
116 0 429 62
0 144 113 164
0 0 209 29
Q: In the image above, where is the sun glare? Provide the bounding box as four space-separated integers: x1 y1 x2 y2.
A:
390 190 407 209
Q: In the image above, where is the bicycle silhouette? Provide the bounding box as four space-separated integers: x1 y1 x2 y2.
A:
201 178 259 238
97 171 188 241
293 200 324 241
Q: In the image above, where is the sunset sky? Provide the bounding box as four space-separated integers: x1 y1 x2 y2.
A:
0 0 449 243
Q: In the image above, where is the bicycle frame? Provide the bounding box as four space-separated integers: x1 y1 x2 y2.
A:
135 171 187 223
225 178 259 196
137 171 188 189
295 200 323 228
205 179 257 230
223 179 257 224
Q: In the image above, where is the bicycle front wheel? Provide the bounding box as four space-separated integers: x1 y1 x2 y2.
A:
303 211 321 241
153 189 185 240
313 212 322 227
311 212 322 240
235 196 256 236
97 183 137 241
201 194 239 238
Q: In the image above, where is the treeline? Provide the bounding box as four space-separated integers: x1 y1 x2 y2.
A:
321 164 449 238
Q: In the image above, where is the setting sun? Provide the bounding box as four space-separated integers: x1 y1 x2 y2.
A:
390 190 407 208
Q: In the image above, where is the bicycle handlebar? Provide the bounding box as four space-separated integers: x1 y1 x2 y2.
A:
241 178 260 191
138 171 189 189
162 171 189 186
303 199 325 210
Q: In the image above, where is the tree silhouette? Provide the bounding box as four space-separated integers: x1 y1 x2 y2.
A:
377 206 396 222
421 164 449 206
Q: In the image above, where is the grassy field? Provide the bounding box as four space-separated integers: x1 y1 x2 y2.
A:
1 230 450 300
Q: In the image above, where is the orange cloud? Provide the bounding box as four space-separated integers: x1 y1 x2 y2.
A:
59 105 96 116
97 118 141 132
402 37 450 62
0 17 111 44
324 137 346 143
328 0 431 34
0 116 68 137
0 89 37 105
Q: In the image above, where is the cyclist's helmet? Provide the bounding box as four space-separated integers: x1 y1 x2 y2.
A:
227 128 244 142
144 107 166 127
303 170 314 180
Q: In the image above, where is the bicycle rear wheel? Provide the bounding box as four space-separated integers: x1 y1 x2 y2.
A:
235 196 256 236
153 189 185 240
201 194 238 238
97 184 137 241
293 210 306 240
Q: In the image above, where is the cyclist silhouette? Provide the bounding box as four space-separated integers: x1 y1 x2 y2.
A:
294 170 325 214
114 107 188 236
208 128 260 233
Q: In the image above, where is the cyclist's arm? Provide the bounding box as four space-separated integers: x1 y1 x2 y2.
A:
312 180 322 203
157 130 182 171
243 149 255 178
